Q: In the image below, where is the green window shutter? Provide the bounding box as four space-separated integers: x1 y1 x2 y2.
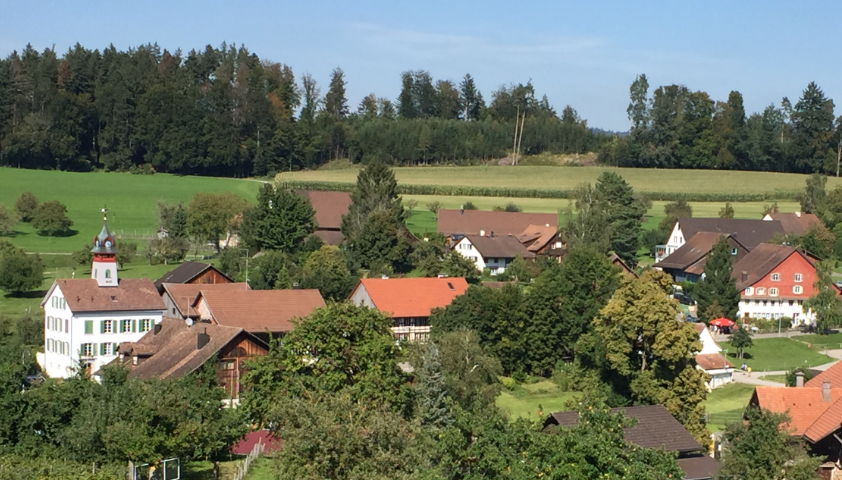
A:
100 343 105 355
150 319 156 329
132 320 137 333
85 320 93 335
100 321 105 334
92 343 98 357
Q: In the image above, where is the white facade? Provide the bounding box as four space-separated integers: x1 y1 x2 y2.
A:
698 326 721 354
656 222 685 262
452 237 513 275
737 297 812 325
42 285 164 378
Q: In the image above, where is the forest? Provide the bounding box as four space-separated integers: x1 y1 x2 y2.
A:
0 43 604 176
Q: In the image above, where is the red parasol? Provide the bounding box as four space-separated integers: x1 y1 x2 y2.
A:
709 317 735 327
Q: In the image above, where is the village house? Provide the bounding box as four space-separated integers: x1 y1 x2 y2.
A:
731 243 840 325
191 288 326 342
655 232 749 282
349 277 469 341
452 232 535 275
692 323 733 389
656 218 784 263
114 317 268 406
516 224 565 260
437 209 557 240
609 253 637 277
159 282 250 319
154 260 233 294
544 405 721 480
297 190 352 245
40 213 166 378
763 211 822 236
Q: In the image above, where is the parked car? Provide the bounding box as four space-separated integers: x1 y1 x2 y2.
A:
673 293 695 305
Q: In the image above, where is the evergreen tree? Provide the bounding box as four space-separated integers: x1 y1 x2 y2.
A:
414 343 451 429
799 173 827 214
459 73 482 121
695 236 740 322
323 67 348 118
240 184 315 253
564 182 611 253
595 171 646 267
397 71 416 119
804 260 842 333
792 82 835 173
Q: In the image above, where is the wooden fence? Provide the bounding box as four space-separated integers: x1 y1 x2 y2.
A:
233 439 265 480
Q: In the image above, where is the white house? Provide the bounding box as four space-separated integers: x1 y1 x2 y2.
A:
452 232 534 275
692 323 733 390
39 213 165 378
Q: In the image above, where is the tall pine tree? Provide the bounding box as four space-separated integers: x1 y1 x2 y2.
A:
595 171 646 267
695 236 740 322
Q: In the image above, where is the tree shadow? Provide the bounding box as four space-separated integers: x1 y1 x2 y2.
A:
36 228 79 238
4 289 48 300
0 230 29 238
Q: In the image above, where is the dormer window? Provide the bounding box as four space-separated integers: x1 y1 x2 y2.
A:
745 287 753 296
771 273 780 281
731 248 738 256
757 287 766 295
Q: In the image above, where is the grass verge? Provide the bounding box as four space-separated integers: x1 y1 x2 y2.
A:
720 338 834 372
704 383 755 432
495 380 579 421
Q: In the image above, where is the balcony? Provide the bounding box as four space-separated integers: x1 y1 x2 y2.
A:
655 245 669 263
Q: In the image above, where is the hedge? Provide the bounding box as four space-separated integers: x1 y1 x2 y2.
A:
279 180 801 203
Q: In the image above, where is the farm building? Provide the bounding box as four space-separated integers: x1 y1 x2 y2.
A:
762 211 821 236
452 233 534 275
298 190 352 245
437 209 557 239
154 261 233 294
655 232 748 282
656 218 784 263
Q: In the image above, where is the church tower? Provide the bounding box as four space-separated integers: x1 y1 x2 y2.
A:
91 208 118 287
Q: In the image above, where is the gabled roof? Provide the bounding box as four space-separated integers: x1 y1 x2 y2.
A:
120 318 268 380
313 229 345 245
298 190 352 230
153 261 232 292
162 282 250 317
765 212 821 236
695 353 733 371
354 277 469 318
516 224 558 253
731 243 801 291
676 218 784 250
437 209 557 236
545 404 703 454
752 386 842 441
677 456 722 480
42 279 165 313
197 289 325 333
806 360 842 389
656 232 741 271
462 234 535 259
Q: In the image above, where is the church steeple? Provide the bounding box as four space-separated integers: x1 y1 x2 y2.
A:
91 208 118 287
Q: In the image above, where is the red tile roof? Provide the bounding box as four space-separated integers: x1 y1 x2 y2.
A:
806 361 842 389
197 289 325 333
752 386 842 440
355 277 469 318
695 353 733 371
298 190 352 230
437 209 557 236
43 278 165 313
163 282 250 317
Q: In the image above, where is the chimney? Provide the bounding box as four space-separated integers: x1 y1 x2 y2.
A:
197 329 210 350
795 370 804 387
823 381 832 402
741 271 748 281
480 230 485 237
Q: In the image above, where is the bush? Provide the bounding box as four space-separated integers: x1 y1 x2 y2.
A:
552 361 579 392
129 163 155 174
785 367 814 386
500 376 517 391
512 369 527 383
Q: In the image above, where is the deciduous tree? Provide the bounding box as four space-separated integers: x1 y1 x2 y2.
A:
804 260 842 333
31 200 73 236
14 192 38 222
730 326 753 359
186 192 248 252
300 245 356 301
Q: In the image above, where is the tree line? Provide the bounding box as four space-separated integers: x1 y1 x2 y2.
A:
0 43 606 176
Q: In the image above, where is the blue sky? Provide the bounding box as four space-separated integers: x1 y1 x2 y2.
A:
1 0 839 131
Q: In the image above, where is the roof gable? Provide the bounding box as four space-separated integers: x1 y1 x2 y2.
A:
656 232 744 270
438 209 557 236
154 261 232 291
355 277 469 318
298 190 352 230
753 386 842 441
766 212 822 236
516 224 559 252
731 244 801 291
677 218 784 250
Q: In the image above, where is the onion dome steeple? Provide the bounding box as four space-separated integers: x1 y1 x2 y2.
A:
91 208 118 287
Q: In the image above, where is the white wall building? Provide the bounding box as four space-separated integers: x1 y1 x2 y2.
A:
452 232 534 275
39 213 165 378
692 323 734 390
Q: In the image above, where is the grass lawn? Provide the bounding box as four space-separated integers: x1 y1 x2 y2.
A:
720 338 834 372
704 383 755 432
758 374 787 384
279 164 841 197
0 168 261 253
794 332 842 350
495 380 579 421
182 459 241 479
244 458 275 480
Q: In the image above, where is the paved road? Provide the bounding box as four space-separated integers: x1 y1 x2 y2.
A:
713 330 810 343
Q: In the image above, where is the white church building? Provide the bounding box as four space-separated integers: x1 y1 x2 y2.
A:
39 211 165 378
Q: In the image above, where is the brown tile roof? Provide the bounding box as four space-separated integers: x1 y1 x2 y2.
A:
162 282 250 317
806 361 842 389
122 318 267 380
355 277 469 318
44 278 165 313
154 261 232 291
464 234 535 259
766 212 821 236
517 224 559 252
656 232 735 270
695 353 733 371
437 209 557 236
313 229 345 245
545 404 703 454
731 243 799 291
298 190 352 230
752 386 842 440
676 218 784 250
677 455 721 480
198 289 325 333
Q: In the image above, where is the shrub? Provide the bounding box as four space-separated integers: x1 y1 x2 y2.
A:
500 377 517 391
552 361 579 392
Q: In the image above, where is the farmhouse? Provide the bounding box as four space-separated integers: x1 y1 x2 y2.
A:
160 282 250 319
40 214 166 378
437 209 557 239
763 211 821 236
731 243 840 324
192 288 326 342
452 233 535 275
692 323 733 389
516 224 565 259
154 260 233 294
655 232 748 282
349 277 469 341
544 405 720 480
114 317 268 405
656 218 784 263
298 190 352 245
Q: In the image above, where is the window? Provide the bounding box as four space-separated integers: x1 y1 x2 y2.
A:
789 300 794 306
101 320 113 334
219 360 235 370
745 287 753 296
794 274 803 282
769 288 778 297
84 320 93 335
105 270 111 279
771 273 780 281
794 285 803 294
141 319 152 332
731 248 738 256
81 343 94 357
65 320 68 332
673 236 678 243
100 343 116 356
121 319 132 333
757 287 766 295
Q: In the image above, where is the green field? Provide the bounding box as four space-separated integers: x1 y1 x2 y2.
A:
720 338 835 372
279 165 840 197
704 383 755 432
495 380 579 420
794 332 842 350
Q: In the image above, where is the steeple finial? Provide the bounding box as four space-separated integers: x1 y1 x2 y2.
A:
102 206 108 222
